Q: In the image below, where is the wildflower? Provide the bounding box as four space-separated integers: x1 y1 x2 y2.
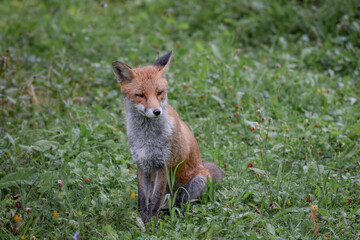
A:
266 136 271 140
12 193 21 200
226 203 229 208
72 233 78 240
57 180 63 188
324 233 329 238
305 139 309 143
20 236 25 240
235 105 239 109
242 65 247 72
84 177 90 182
269 203 274 209
25 208 32 212
228 114 232 119
228 86 233 91
242 100 246 104
88 77 93 82
347 198 354 204
250 126 256 131
285 199 291 206
16 202 22 211
234 113 240 118
317 89 321 93
223 163 227 168
275 63 281 68
309 204 318 235
255 208 259 213
183 84 188 89
306 196 313 203
317 151 323 155
53 210 58 219
233 120 238 124
314 124 320 128
14 214 21 222
247 162 254 168
131 192 136 199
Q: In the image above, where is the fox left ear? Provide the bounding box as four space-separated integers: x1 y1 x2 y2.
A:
154 51 173 76
112 61 135 83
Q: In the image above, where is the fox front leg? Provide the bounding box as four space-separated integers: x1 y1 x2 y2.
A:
148 168 167 222
137 167 151 223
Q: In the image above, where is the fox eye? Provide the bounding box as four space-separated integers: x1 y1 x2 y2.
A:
157 91 164 96
136 94 145 98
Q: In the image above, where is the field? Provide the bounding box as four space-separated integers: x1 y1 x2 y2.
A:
1 0 360 239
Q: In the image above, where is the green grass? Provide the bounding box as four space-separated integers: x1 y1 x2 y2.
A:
1 0 360 239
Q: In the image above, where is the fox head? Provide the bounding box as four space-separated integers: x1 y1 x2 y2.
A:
112 51 172 118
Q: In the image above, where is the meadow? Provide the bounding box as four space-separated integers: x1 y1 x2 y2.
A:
0 0 359 239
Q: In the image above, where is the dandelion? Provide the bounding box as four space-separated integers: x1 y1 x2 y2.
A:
130 192 136 199
309 204 318 235
14 214 21 222
53 210 58 219
20 236 25 240
317 89 321 93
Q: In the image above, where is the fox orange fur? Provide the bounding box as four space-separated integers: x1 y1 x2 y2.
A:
112 51 222 224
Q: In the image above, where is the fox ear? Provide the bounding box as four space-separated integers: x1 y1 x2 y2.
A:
112 61 135 83
154 51 173 76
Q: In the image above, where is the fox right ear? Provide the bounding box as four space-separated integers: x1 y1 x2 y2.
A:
112 61 135 83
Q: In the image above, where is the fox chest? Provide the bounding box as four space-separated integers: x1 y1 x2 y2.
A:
126 119 173 172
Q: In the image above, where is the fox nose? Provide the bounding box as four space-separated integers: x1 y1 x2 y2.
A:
153 109 161 116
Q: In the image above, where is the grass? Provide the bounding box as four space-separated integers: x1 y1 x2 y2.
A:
1 0 360 239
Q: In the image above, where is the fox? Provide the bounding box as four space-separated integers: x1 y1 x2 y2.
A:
112 51 222 224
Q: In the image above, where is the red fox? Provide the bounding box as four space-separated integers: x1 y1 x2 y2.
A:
112 51 222 224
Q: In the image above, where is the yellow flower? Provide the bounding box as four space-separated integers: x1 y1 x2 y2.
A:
21 236 25 240
53 210 58 219
317 89 321 93
130 192 136 199
322 89 326 93
14 214 21 222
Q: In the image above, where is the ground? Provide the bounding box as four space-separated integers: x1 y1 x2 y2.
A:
0 0 359 239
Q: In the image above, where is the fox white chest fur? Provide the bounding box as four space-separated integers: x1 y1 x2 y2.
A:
125 99 174 173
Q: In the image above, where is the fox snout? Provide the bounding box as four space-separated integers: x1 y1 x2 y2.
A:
135 102 164 118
